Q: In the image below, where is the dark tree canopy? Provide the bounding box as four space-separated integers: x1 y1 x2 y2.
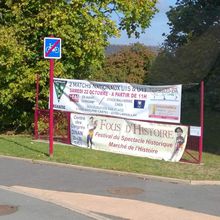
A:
164 0 220 51
150 0 220 85
149 0 220 153
150 26 220 84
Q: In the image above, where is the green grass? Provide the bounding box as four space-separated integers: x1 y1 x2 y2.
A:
0 135 220 181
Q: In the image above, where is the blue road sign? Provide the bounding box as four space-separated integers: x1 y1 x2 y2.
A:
44 37 61 59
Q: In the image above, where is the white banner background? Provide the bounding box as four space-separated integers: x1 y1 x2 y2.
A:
53 78 182 123
71 114 188 162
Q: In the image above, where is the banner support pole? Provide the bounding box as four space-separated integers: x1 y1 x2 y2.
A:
199 80 204 163
34 74 39 140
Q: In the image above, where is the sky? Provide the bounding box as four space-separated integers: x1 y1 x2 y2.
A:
109 0 177 46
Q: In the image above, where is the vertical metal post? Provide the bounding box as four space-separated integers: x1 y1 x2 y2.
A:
67 112 71 144
34 74 39 139
199 80 204 163
49 59 54 157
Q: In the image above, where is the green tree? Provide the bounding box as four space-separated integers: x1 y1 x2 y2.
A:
92 43 156 84
149 26 220 84
149 0 220 108
0 0 158 131
149 0 220 153
164 0 220 51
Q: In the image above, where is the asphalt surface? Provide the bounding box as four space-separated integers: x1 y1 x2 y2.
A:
0 156 220 219
0 187 93 220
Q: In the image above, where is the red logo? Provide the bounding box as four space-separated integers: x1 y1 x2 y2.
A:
69 94 79 102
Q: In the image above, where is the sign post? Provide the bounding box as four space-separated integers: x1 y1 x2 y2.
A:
44 37 61 157
49 59 54 157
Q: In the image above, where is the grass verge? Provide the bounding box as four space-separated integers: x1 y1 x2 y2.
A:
0 135 219 181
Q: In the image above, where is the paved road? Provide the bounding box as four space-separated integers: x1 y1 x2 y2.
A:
0 156 219 219
0 187 95 220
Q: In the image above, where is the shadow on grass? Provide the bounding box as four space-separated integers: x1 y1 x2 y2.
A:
0 136 49 157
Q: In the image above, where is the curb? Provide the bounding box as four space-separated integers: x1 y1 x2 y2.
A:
1 155 220 186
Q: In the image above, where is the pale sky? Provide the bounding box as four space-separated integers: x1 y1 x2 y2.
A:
109 0 177 46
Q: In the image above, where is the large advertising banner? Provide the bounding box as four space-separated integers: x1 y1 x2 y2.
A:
71 114 188 162
53 78 182 123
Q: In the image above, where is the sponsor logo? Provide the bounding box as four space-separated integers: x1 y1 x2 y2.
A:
134 100 145 109
54 80 67 102
69 94 79 102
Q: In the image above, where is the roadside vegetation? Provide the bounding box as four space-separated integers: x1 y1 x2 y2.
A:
0 0 219 176
0 135 219 181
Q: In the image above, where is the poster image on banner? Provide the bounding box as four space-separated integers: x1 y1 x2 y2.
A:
53 78 182 123
70 114 188 162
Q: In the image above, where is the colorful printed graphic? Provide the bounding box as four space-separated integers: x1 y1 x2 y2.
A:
54 78 182 123
70 114 188 162
134 100 145 109
54 80 67 102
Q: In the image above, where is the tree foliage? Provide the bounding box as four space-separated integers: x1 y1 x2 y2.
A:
164 0 220 51
149 0 220 88
0 0 158 131
92 43 156 84
149 26 220 84
149 0 220 153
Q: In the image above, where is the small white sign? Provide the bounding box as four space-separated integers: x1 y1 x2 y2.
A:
190 126 201 137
